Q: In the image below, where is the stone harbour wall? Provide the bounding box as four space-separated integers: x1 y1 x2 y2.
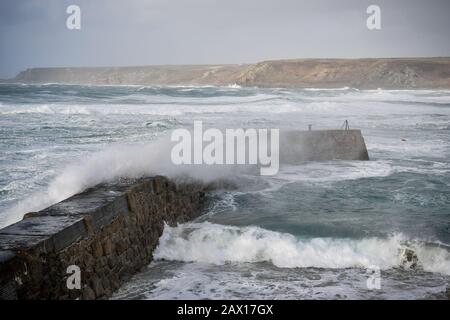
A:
0 176 206 300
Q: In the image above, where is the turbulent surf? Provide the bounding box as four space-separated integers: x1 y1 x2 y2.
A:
0 83 449 299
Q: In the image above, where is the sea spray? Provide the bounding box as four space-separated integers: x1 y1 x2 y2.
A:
1 135 253 226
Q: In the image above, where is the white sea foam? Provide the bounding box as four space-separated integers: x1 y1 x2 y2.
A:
154 222 450 275
0 100 294 116
113 259 449 300
2 87 449 117
275 161 394 183
0 104 92 115
303 87 351 91
2 130 447 227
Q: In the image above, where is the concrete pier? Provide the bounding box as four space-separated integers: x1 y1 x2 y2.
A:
280 129 369 163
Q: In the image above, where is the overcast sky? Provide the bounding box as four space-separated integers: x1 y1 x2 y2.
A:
1 0 449 78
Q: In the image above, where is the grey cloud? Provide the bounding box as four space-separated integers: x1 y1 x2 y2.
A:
1 0 449 78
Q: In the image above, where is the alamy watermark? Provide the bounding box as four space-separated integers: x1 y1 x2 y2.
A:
65 5 380 31
66 5 81 30
366 265 381 290
366 5 381 30
170 121 279 175
66 264 81 290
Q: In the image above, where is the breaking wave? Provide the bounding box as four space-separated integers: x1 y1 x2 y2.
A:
154 222 450 275
0 136 251 227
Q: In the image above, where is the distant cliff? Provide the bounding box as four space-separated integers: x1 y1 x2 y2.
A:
11 65 246 86
7 57 450 89
236 58 450 89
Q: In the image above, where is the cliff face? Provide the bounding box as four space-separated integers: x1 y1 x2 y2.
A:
13 65 247 86
236 58 450 89
9 58 450 89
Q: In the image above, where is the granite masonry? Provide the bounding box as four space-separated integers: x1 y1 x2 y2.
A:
0 176 206 300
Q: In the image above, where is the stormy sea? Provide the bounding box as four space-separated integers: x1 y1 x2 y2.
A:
0 83 449 299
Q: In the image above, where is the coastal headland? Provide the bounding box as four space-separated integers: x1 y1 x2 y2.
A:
4 57 450 89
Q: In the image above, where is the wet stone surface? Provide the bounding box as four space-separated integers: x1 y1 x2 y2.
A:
0 176 207 300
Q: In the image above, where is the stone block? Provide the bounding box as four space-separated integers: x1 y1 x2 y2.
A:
0 216 87 252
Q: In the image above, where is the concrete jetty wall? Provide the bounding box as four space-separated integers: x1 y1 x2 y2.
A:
0 176 206 300
280 129 369 162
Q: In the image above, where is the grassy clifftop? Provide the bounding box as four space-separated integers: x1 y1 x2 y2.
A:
12 64 246 86
9 57 450 89
236 58 450 89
